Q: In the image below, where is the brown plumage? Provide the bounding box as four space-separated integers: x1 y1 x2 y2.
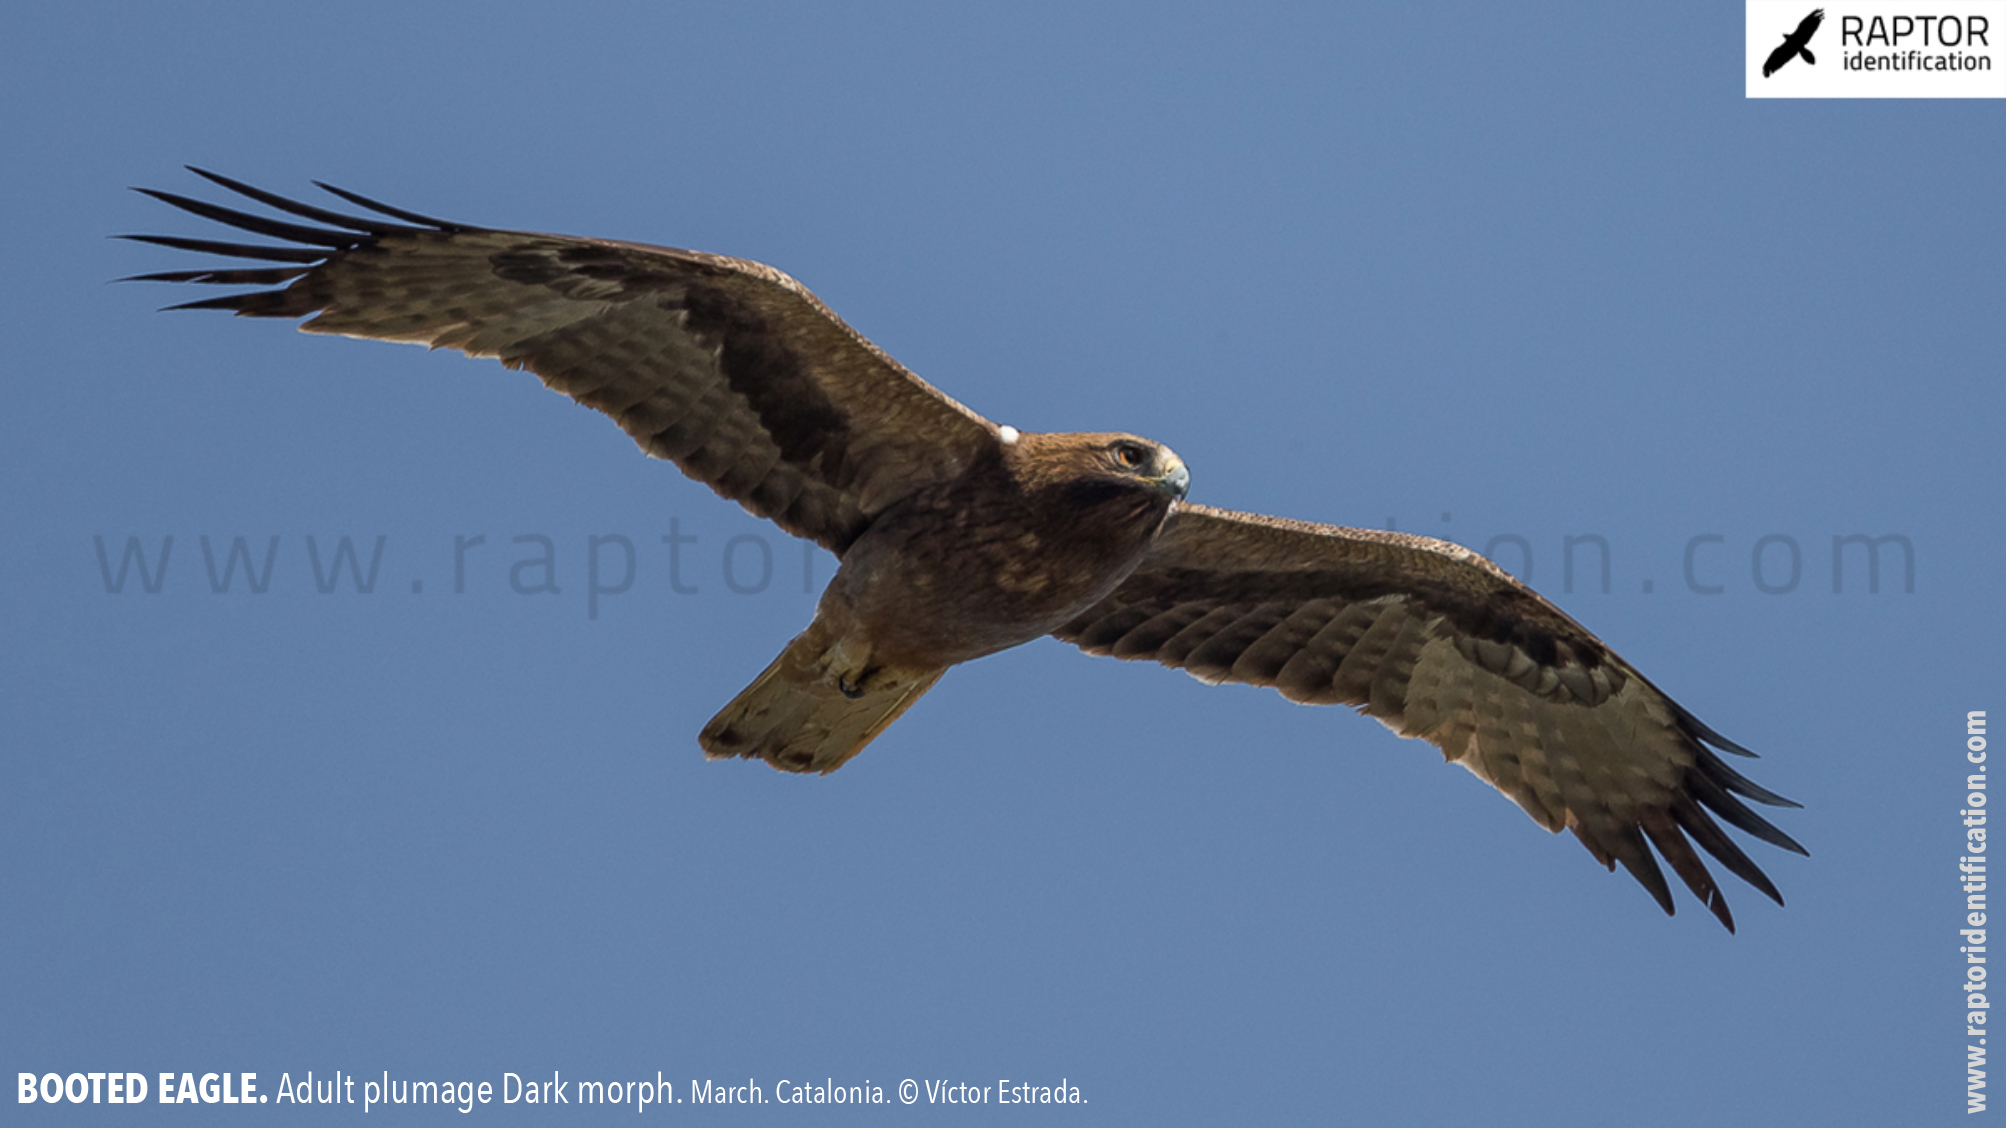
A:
127 169 1803 929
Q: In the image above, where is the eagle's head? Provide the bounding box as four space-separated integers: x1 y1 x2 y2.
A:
1000 429 1190 568
1098 434 1190 500
1006 429 1187 503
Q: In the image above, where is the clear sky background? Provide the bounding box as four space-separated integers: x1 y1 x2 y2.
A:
4 2 2002 1124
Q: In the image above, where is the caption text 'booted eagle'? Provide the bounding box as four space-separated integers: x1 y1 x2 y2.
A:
126 169 1805 930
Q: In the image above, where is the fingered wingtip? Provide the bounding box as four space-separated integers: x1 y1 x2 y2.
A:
311 179 461 230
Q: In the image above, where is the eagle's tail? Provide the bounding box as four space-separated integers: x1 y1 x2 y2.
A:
699 631 945 774
1801 47 1816 65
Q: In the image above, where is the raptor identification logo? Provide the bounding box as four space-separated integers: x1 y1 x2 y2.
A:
1746 1 2006 96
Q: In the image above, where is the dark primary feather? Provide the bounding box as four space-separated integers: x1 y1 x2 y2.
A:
125 169 999 555
182 167 426 235
117 233 330 264
312 178 466 229
132 187 368 248
121 266 310 286
1057 504 1804 931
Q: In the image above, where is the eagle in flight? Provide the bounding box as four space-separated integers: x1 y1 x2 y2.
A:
127 170 1804 930
1763 8 1825 77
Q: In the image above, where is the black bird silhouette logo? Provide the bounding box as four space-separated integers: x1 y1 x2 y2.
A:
1763 8 1826 77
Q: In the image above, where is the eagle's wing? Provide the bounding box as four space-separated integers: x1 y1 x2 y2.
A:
125 169 998 554
1796 9 1825 41
1055 503 1804 930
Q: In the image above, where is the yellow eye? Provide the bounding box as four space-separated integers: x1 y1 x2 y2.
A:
1114 443 1145 469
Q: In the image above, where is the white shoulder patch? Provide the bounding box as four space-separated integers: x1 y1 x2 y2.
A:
998 425 1020 444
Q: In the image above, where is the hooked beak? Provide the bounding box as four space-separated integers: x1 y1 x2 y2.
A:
1156 453 1190 500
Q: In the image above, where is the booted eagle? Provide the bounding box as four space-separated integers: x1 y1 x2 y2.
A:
127 170 1804 930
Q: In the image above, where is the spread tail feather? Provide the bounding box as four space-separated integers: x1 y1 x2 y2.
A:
699 636 945 774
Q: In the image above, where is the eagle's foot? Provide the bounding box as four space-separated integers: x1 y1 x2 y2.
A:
815 636 888 699
836 664 910 698
813 637 917 700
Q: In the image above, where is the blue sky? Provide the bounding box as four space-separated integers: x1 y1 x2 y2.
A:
4 2 2001 1123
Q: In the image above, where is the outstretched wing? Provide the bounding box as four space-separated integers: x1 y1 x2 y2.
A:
1055 503 1804 930
125 169 999 554
1795 8 1825 43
